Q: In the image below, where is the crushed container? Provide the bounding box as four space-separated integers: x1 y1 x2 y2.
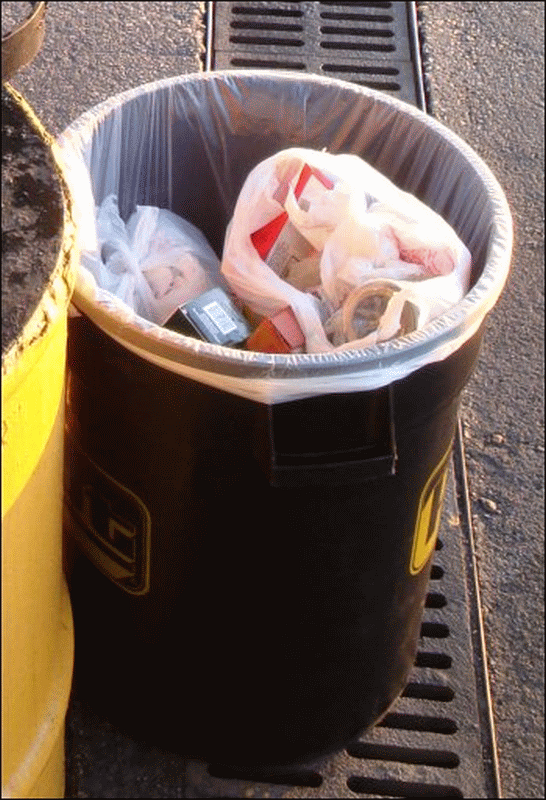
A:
59 71 512 768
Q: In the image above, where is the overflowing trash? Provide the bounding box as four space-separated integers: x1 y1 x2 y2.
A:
84 147 472 355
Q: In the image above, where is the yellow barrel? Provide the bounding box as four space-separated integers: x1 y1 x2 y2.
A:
2 85 77 799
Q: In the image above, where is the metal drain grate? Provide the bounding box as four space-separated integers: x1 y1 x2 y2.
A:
208 1 425 106
181 3 500 797
184 460 496 798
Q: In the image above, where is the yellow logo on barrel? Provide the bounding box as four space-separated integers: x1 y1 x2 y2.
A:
410 445 452 575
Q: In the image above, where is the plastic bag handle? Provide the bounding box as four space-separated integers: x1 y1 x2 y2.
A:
260 386 397 489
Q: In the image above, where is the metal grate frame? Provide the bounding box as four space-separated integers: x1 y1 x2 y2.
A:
209 1 425 106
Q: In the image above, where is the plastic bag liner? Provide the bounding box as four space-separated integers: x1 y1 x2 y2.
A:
58 71 512 404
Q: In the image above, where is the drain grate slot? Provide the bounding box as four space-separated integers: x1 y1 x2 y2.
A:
230 56 306 68
320 12 395 24
322 62 400 74
320 40 396 52
346 742 460 768
230 20 304 31
211 1 423 105
425 591 447 608
320 2 394 9
378 713 458 735
320 26 395 37
420 621 450 638
229 34 305 46
402 682 455 702
231 5 304 16
415 651 453 669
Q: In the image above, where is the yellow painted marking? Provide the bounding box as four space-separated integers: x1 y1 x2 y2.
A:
410 444 452 576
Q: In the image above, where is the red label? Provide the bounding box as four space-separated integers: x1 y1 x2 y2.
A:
251 163 334 261
250 211 289 260
294 164 334 198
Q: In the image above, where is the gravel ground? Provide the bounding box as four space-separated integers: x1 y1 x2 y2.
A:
419 3 544 797
3 1 205 136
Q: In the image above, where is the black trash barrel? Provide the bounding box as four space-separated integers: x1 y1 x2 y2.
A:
59 71 511 768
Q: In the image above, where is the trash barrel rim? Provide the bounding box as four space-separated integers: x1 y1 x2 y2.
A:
59 70 513 382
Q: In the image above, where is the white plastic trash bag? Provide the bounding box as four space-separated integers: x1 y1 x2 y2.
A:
220 147 472 354
83 194 223 326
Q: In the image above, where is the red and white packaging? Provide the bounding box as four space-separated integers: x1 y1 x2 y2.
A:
246 306 306 354
250 164 334 280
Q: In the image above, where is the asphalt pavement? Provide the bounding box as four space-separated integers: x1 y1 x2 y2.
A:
5 2 544 798
419 4 544 797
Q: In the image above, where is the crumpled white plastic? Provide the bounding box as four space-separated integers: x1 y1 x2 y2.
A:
221 147 472 354
83 195 223 325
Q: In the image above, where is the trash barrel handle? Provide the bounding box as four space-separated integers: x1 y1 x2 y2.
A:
264 386 397 489
269 450 396 488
